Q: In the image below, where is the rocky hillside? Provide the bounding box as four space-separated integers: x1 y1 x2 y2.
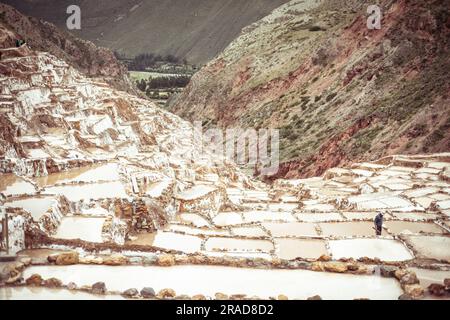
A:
169 0 450 179
0 3 134 93
0 14 259 246
2 0 289 65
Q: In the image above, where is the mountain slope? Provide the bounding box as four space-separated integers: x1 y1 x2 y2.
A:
2 0 289 65
169 0 450 179
0 3 134 93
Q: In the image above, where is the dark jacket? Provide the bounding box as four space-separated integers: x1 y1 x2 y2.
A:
374 213 383 227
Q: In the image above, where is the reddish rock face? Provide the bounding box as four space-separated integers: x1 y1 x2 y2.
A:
169 0 450 179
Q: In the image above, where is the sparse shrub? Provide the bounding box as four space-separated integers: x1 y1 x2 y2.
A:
326 92 337 102
309 25 325 32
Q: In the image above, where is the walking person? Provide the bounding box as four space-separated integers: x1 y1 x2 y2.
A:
374 211 384 236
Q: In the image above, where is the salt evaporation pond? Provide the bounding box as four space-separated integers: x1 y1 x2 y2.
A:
55 217 106 243
0 287 124 300
34 163 120 187
274 238 328 260
409 268 450 288
0 175 36 196
44 181 128 201
263 222 318 237
329 239 414 262
4 196 55 221
152 231 202 253
22 265 403 300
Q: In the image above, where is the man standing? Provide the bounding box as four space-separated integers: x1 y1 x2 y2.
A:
374 212 384 235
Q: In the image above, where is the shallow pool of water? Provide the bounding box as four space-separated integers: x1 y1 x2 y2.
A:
242 211 296 223
274 238 328 260
409 267 450 288
152 231 202 253
22 265 404 300
178 213 210 227
44 181 128 201
295 212 344 222
231 226 268 237
319 222 376 237
0 175 36 197
4 196 55 221
404 235 450 261
212 212 243 226
385 221 446 235
34 163 120 187
329 239 414 262
168 224 230 236
263 222 318 237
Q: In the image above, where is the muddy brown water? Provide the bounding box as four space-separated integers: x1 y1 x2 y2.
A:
385 221 446 235
44 181 128 201
319 222 376 237
34 163 120 187
0 174 36 196
274 238 328 260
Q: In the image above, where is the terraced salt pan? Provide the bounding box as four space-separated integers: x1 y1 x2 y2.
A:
267 203 298 211
243 211 296 223
44 181 128 201
342 212 380 221
4 196 56 221
126 232 156 246
0 287 124 300
403 187 440 198
176 185 216 200
263 222 318 237
22 265 403 300
34 163 120 187
295 212 343 222
55 217 106 243
302 202 336 212
146 178 172 198
319 222 376 237
385 221 446 235
413 197 434 209
27 148 50 159
409 268 450 289
429 193 450 201
390 212 439 221
168 224 230 236
153 231 202 253
348 193 415 211
404 236 450 261
80 207 110 216
178 213 210 227
231 226 268 237
275 238 328 260
329 239 414 262
212 212 243 226
436 200 450 210
205 237 273 252
0 175 36 196
427 162 450 169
